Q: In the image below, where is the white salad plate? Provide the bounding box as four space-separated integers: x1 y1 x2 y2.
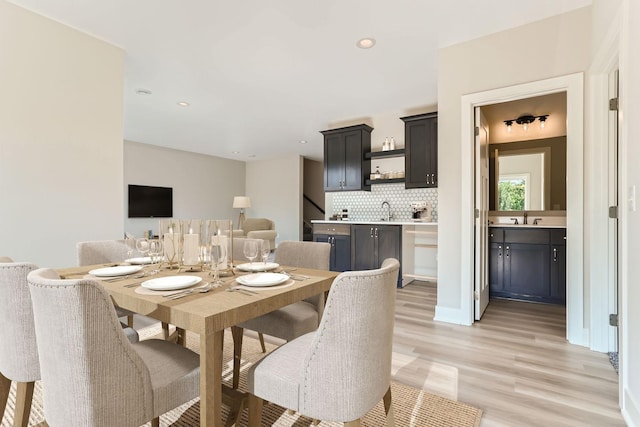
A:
236 273 289 287
89 265 143 277
141 276 202 291
236 262 280 272
125 257 153 265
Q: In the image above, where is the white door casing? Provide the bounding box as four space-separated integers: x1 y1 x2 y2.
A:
460 73 585 346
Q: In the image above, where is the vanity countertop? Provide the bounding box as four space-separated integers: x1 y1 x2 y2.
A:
312 220 437 227
489 224 566 229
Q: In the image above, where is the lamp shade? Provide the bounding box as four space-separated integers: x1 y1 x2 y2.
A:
233 196 251 209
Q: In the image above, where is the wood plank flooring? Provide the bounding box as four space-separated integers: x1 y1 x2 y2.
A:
392 281 625 427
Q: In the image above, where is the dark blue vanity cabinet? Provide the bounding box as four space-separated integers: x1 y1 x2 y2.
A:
489 227 566 305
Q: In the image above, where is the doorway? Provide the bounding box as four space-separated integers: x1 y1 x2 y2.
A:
474 92 567 323
460 73 586 346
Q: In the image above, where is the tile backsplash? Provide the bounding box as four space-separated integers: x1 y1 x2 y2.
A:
330 183 438 222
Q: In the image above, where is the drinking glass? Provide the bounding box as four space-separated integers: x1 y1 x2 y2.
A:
125 236 137 260
209 244 224 284
136 237 149 258
243 240 258 266
260 240 270 266
148 239 163 275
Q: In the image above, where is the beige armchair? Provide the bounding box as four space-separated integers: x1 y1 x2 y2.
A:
237 218 277 250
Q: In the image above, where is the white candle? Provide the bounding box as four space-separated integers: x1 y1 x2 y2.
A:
183 234 200 265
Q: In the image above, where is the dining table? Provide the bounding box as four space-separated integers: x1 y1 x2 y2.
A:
57 261 338 427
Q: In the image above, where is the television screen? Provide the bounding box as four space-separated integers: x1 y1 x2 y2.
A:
128 185 173 218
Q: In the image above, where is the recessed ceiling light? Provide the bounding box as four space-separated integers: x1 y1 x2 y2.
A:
356 38 376 49
177 101 190 107
232 151 240 154
135 88 152 95
299 140 308 144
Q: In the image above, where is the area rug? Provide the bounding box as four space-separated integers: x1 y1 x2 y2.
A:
1 324 482 427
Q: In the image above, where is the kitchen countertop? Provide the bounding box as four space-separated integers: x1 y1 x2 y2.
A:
312 220 437 226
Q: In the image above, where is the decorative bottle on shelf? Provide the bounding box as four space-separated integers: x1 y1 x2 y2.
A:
389 137 396 150
382 137 390 151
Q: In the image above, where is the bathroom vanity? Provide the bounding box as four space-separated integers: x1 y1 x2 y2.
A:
489 225 566 305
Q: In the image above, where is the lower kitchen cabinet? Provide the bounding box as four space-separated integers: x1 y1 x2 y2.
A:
351 224 402 287
312 223 351 272
313 234 351 272
489 227 566 305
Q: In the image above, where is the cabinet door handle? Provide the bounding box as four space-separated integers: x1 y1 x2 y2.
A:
553 247 557 262
431 173 435 184
370 227 374 238
374 227 378 238
498 244 502 257
505 245 510 257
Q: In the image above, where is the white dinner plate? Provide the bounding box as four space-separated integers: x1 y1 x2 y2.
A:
89 265 143 277
141 275 202 291
125 256 153 265
236 262 280 272
236 273 289 287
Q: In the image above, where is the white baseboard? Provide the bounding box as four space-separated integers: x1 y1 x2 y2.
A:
434 305 472 325
623 388 640 427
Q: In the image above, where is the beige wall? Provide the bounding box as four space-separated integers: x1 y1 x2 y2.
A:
437 7 591 312
0 2 125 267
246 155 302 245
123 141 245 237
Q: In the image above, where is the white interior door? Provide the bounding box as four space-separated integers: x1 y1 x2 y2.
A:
475 107 490 320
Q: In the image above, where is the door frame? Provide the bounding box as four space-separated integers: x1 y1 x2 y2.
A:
460 73 586 346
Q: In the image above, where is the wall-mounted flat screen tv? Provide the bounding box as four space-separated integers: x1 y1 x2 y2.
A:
128 185 173 218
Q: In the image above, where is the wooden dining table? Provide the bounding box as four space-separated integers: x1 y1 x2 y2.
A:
57 262 338 427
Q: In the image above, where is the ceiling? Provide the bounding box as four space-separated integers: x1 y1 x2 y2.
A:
9 0 590 161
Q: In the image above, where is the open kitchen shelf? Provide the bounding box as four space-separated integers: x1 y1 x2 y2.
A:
364 148 405 160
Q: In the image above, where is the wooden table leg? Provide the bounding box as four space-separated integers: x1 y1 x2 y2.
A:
200 329 224 426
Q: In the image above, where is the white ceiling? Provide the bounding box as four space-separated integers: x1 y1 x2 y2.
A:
9 0 591 161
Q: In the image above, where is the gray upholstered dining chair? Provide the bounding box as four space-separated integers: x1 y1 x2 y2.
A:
231 237 264 265
27 268 200 427
231 240 331 389
247 258 400 427
77 239 137 327
0 259 39 427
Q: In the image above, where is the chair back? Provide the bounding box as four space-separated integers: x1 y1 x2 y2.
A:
274 240 331 316
76 239 130 266
299 258 399 421
231 237 264 263
27 269 153 427
273 241 330 271
0 261 40 382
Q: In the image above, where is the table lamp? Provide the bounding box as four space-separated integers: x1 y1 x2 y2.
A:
233 196 251 229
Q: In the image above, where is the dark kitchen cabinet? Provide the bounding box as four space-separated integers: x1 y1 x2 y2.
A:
313 223 351 272
401 112 438 188
351 224 402 287
489 227 566 305
321 124 372 192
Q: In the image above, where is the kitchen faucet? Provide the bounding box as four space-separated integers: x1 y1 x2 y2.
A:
381 201 392 221
523 211 528 225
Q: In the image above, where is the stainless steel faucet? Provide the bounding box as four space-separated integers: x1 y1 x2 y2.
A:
381 201 392 221
523 211 528 225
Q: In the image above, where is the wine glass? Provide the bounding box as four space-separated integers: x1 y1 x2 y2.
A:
125 235 137 260
243 240 258 267
148 239 163 275
136 237 149 259
260 240 270 266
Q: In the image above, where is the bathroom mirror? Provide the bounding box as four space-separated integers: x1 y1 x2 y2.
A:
489 137 566 211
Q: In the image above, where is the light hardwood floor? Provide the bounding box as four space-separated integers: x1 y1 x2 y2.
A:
392 281 625 426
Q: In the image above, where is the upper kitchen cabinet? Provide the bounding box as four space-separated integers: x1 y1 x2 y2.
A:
321 124 372 192
401 112 438 188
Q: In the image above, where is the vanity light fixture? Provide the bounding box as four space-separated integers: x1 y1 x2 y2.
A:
356 38 376 49
503 114 548 132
